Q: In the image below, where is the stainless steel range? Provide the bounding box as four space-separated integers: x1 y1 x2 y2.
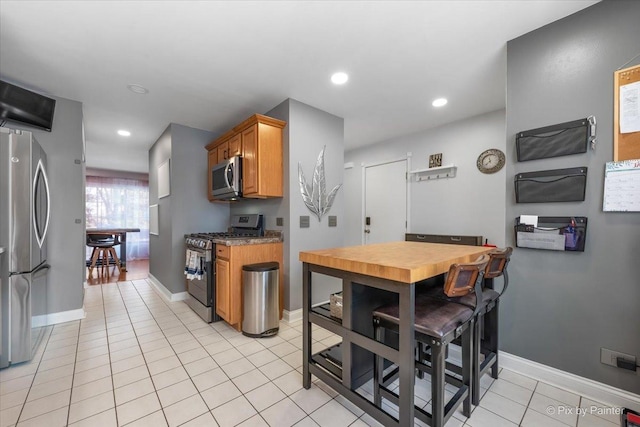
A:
184 214 264 322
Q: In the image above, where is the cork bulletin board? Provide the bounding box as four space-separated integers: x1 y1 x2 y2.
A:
614 64 640 161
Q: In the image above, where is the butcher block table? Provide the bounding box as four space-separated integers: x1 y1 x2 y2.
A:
299 241 492 427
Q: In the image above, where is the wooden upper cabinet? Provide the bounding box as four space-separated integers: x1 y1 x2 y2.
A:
216 140 228 163
242 118 285 198
228 133 241 158
205 114 285 201
242 125 258 195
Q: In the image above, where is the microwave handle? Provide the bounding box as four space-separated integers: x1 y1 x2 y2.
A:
225 163 233 189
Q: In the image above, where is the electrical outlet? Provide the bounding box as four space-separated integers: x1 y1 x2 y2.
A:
276 217 283 226
601 348 638 373
300 216 310 228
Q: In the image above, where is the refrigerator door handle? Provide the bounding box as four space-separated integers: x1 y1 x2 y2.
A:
33 159 51 249
33 263 50 275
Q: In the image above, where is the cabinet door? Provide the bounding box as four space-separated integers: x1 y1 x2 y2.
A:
207 150 217 201
217 141 229 163
228 133 242 157
242 124 258 195
215 258 230 322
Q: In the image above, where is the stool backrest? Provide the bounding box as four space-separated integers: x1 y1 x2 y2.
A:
484 247 513 279
443 255 489 298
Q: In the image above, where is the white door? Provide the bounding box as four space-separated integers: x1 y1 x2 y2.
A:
364 160 407 244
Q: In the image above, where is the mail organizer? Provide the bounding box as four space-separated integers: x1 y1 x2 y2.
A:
515 167 587 203
516 118 593 162
515 216 587 252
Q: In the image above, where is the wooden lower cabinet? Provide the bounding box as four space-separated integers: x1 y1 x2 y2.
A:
215 258 231 322
215 242 284 331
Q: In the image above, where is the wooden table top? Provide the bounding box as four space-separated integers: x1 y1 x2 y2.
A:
86 228 141 234
299 241 492 283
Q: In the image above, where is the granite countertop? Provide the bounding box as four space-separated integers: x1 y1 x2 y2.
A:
213 230 283 247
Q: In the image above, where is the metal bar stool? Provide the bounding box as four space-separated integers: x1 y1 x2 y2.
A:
372 255 489 427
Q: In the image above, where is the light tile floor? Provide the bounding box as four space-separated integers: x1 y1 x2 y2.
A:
0 279 624 427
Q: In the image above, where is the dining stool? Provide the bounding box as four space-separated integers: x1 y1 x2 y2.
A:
372 255 489 427
468 247 512 404
87 234 122 277
416 247 513 405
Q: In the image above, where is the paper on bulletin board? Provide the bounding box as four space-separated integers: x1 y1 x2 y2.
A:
620 81 640 133
603 159 640 212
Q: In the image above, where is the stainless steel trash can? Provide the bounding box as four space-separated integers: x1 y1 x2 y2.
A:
242 262 279 337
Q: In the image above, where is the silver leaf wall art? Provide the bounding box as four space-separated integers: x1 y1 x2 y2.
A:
298 146 342 221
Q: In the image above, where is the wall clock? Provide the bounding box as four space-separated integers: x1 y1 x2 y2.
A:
477 149 505 174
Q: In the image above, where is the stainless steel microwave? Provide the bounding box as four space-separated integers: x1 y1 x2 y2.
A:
212 155 242 200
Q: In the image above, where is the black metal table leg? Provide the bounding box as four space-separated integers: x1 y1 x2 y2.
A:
302 262 312 389
398 283 415 426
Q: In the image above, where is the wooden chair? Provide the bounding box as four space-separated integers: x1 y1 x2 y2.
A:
372 255 489 427
87 233 122 277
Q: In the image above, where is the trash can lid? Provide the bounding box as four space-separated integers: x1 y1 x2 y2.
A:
242 262 279 272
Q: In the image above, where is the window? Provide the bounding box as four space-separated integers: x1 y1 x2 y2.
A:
85 175 149 259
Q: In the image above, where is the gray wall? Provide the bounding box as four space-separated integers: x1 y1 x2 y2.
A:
344 110 507 248
149 124 229 294
86 142 148 173
505 0 640 394
231 99 345 311
10 95 86 315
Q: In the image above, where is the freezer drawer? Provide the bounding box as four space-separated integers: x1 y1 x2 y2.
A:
8 263 49 365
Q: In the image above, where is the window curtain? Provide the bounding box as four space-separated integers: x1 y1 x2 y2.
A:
85 176 149 260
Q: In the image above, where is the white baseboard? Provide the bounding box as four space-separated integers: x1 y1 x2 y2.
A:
283 308 302 323
32 306 86 328
147 274 189 302
500 351 640 411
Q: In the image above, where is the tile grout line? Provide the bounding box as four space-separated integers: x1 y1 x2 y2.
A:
105 280 162 426
118 279 195 425
99 280 120 427
64 306 86 425
136 278 311 426
13 324 60 425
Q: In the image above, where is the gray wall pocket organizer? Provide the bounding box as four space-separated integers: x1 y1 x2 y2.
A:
515 216 587 252
515 167 587 203
516 117 596 162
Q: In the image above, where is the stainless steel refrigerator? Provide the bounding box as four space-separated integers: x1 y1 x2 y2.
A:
0 127 51 368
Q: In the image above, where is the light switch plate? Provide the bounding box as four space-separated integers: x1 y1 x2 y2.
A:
328 216 337 227
276 217 283 226
601 347 638 373
300 216 310 228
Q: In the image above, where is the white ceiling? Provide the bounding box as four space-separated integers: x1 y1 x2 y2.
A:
0 1 598 167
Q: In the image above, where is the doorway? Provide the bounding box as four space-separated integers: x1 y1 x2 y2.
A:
363 159 408 244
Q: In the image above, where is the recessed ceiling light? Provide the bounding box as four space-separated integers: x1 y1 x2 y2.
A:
117 130 131 137
432 98 448 107
127 84 149 94
331 72 349 85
